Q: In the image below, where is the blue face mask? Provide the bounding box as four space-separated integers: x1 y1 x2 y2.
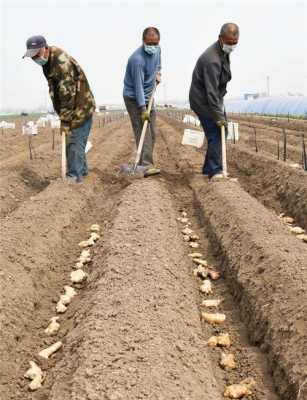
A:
144 44 159 55
34 56 48 66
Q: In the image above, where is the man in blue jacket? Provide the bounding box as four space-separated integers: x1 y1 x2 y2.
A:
189 23 239 180
123 27 161 176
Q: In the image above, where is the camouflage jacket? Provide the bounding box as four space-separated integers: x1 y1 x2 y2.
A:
43 46 95 131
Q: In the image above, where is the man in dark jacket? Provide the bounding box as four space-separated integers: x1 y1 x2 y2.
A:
23 35 96 182
189 23 239 180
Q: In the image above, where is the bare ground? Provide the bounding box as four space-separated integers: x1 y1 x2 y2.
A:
0 115 306 400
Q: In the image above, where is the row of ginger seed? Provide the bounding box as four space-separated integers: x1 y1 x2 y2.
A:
177 210 256 399
24 223 101 391
278 213 307 243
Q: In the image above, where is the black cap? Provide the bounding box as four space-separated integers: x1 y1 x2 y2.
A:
23 35 47 58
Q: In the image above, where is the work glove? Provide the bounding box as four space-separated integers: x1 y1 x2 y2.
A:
60 121 71 137
141 110 151 124
216 119 227 128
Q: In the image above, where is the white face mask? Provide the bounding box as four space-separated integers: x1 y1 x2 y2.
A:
222 44 237 54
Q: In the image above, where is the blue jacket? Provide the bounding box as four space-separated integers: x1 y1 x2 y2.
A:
123 45 161 108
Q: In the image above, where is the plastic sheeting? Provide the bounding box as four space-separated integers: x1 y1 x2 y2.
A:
183 114 201 127
225 96 307 117
0 121 15 129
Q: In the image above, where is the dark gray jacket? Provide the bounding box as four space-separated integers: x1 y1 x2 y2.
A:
189 41 231 122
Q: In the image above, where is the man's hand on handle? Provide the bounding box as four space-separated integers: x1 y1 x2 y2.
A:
141 108 151 124
216 119 227 128
156 72 162 85
60 121 71 137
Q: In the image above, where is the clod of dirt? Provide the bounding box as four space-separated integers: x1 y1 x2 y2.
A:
38 341 63 359
207 333 231 348
193 265 208 279
193 258 208 267
224 378 256 398
188 252 203 258
90 224 100 232
189 242 200 248
201 299 222 308
182 227 193 236
281 216 294 224
202 312 226 325
183 235 190 242
45 317 60 336
70 269 87 284
24 361 44 391
220 353 236 370
200 279 212 294
182 211 187 218
208 269 221 280
290 226 305 234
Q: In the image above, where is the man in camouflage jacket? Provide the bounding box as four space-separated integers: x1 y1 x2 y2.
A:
23 35 95 182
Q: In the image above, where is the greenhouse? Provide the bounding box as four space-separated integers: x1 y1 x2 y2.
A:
225 96 307 118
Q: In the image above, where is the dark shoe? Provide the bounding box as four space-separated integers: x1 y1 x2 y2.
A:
66 175 82 184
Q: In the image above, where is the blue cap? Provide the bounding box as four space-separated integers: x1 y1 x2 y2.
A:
23 35 47 58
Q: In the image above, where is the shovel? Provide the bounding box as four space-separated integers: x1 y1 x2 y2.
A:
221 125 227 177
61 131 67 180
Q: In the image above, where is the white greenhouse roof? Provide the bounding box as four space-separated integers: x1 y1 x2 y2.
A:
225 96 307 117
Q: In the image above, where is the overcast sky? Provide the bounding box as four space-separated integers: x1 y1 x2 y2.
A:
0 0 306 111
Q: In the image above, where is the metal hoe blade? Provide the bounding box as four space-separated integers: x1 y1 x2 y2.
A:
120 163 147 176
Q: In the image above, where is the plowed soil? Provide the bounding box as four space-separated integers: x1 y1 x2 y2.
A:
0 114 306 400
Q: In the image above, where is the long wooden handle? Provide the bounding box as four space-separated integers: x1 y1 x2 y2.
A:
221 125 227 177
134 83 157 167
61 132 67 180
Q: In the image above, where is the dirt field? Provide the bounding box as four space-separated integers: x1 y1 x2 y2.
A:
229 113 307 133
161 114 307 229
173 110 307 166
0 114 306 400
